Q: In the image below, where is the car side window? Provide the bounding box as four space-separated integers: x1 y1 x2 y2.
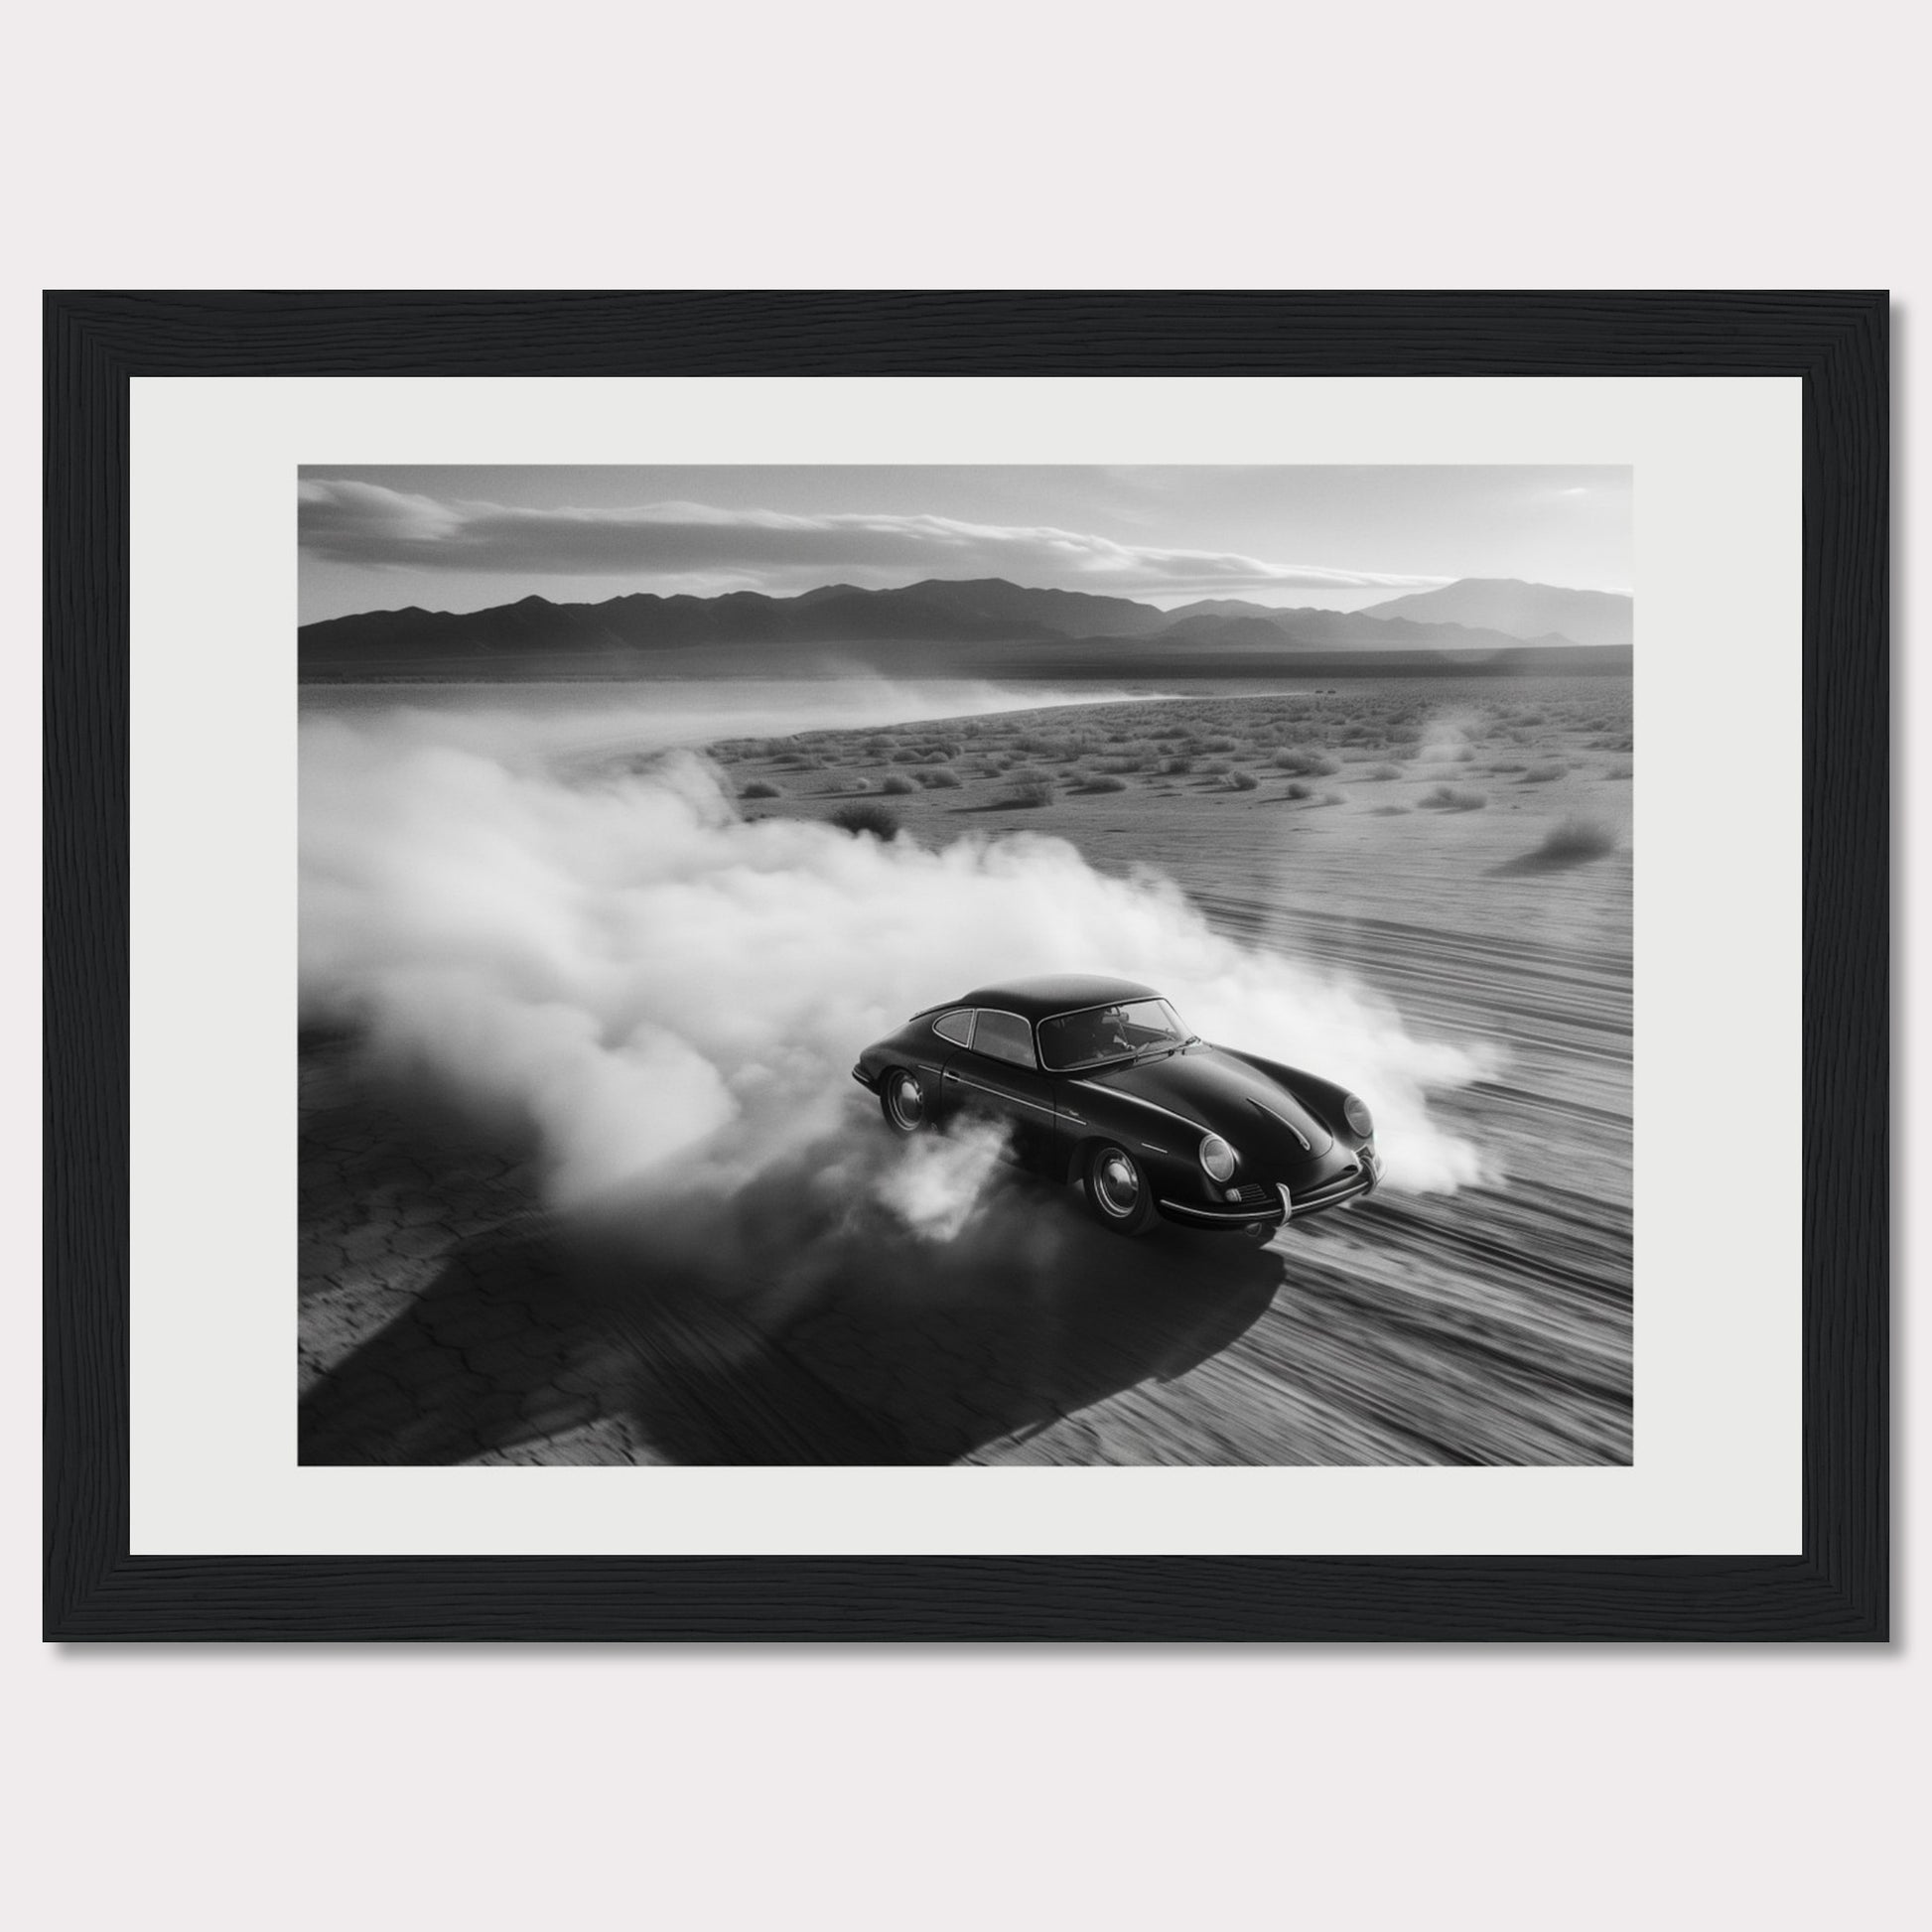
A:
930 1009 973 1047
972 1010 1036 1069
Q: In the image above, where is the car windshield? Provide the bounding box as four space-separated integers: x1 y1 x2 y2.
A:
1037 998 1192 1071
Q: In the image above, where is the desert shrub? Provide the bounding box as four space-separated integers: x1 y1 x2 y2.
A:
1198 759 1230 776
915 766 961 789
740 780 781 799
879 774 916 795
1419 785 1487 812
1534 816 1619 862
1274 750 1340 776
1079 774 1128 794
1199 736 1237 755
1365 762 1403 781
1489 760 1528 774
1604 762 1633 781
1521 761 1567 783
1100 755 1147 774
1321 790 1346 806
1226 769 1260 792
1150 725 1191 741
1162 755 1195 776
1285 780 1313 800
1007 773 1054 808
891 749 921 763
829 801 900 839
1370 805 1412 816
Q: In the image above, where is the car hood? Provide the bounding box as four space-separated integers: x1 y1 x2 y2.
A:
1068 1044 1334 1161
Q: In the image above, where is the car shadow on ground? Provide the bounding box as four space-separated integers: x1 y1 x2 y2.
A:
299 1165 1286 1466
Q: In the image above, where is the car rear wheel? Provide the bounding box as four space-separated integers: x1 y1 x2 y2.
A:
1083 1143 1159 1235
881 1068 927 1135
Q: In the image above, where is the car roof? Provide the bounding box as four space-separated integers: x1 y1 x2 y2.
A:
950 974 1162 1022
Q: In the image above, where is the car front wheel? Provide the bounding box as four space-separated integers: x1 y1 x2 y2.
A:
1083 1143 1160 1235
880 1068 928 1135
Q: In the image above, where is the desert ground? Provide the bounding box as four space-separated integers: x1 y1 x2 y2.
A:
300 674 1631 1465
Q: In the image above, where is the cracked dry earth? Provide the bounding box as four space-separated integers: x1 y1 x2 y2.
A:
299 888 1631 1467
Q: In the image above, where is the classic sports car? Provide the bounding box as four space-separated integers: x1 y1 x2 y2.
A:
851 974 1381 1237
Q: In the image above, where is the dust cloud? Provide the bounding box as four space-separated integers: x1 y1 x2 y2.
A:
300 696 1493 1227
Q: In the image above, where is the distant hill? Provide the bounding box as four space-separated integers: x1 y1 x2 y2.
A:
1119 602 1574 655
878 577 1171 637
1159 597 1297 623
1153 614 1312 647
300 574 1627 679
1358 578 1631 647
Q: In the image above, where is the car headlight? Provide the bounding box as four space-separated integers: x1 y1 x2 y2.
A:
1198 1133 1237 1182
1343 1093 1374 1138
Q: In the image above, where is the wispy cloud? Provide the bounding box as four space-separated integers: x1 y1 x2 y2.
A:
298 481 1449 601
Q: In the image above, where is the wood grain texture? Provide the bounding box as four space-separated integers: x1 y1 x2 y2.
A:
42 291 1888 1641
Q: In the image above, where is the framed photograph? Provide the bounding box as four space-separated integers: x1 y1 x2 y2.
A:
45 291 1887 1640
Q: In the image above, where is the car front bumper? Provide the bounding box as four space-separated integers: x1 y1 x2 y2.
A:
1156 1143 1381 1231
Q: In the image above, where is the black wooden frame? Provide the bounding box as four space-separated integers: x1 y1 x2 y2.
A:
44 291 1889 1641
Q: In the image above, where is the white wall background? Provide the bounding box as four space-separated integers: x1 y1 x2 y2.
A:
7 3 1922 1928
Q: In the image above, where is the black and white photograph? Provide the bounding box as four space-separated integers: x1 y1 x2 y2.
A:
297 463 1634 1468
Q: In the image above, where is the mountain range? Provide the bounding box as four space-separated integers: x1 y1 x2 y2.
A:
299 575 1631 678
1350 578 1632 648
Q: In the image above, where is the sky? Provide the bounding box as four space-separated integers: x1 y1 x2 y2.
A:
297 465 1632 625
